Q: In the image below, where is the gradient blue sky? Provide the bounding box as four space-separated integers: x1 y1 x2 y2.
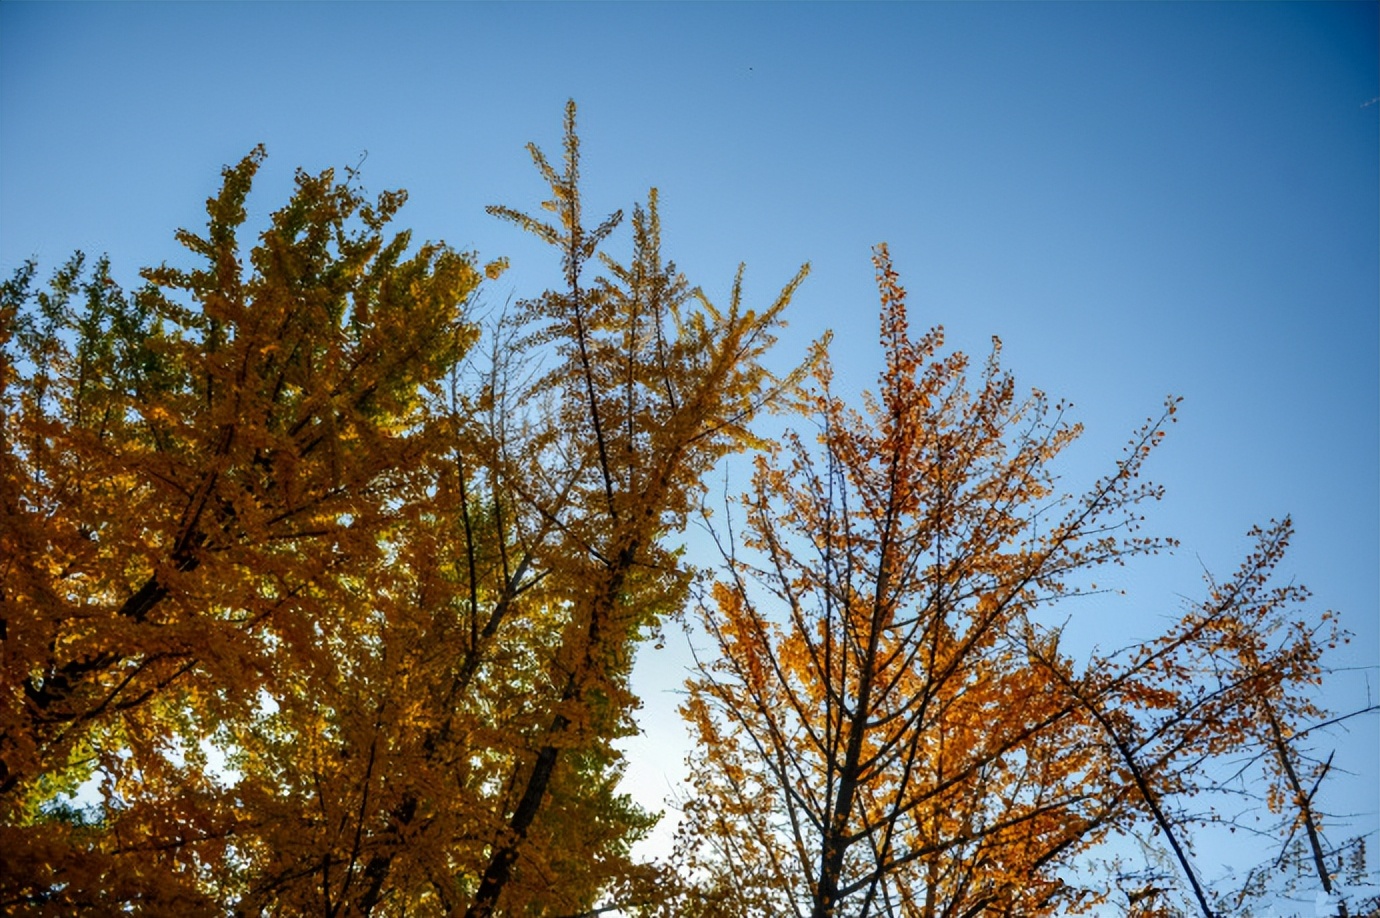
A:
3 0 1376 898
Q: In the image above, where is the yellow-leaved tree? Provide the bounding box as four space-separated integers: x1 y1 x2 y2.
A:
0 145 490 910
451 101 806 918
212 102 808 917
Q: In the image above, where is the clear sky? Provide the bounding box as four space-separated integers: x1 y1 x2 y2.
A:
3 0 1376 899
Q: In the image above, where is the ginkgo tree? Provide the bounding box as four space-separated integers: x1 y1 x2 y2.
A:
450 101 807 918
1 145 494 910
222 102 809 918
672 245 1369 918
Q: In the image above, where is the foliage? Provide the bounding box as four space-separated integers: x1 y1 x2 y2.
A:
672 246 1369 918
2 146 487 911
0 107 1368 917
0 103 806 916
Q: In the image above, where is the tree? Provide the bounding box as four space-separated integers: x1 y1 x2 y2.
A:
673 245 1358 917
220 102 808 917
2 147 489 911
454 100 806 918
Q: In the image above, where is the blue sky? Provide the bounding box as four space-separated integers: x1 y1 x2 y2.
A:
3 0 1376 900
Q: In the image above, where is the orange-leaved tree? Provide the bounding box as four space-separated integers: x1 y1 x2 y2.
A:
674 245 1346 918
1037 516 1369 918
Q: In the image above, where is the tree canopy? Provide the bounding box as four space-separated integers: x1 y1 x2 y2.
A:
1 104 1372 917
